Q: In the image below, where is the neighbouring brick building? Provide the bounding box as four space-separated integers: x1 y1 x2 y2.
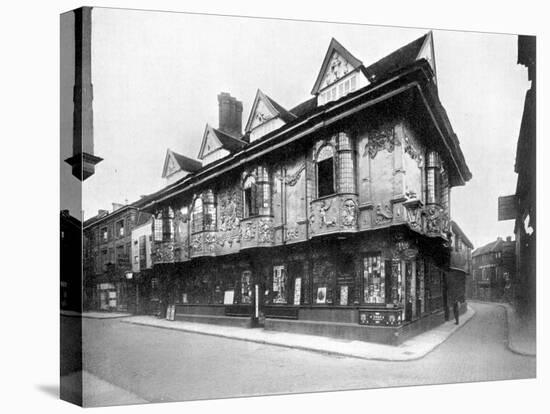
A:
470 237 516 302
83 204 151 312
133 32 471 345
449 221 473 307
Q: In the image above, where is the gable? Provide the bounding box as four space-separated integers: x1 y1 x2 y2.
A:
250 98 276 131
311 38 364 95
416 31 437 81
198 124 223 160
162 150 180 178
245 90 282 133
319 52 355 91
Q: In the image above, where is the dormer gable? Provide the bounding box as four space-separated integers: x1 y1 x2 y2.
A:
162 149 202 184
245 89 296 142
311 38 370 106
198 123 246 165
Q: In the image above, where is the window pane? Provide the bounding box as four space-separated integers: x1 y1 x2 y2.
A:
363 255 385 304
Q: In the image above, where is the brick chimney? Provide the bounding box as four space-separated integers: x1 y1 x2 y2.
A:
218 92 243 138
506 236 512 242
98 209 109 217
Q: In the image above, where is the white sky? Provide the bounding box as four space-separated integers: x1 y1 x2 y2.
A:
82 7 530 248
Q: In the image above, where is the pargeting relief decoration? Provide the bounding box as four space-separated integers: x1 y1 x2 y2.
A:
274 163 306 187
423 205 450 236
375 203 393 225
403 132 424 167
204 233 217 252
405 203 422 231
257 219 274 244
321 52 353 88
341 199 357 227
241 221 257 241
219 191 240 232
286 226 301 241
153 242 175 263
363 125 400 159
191 235 202 254
318 199 337 227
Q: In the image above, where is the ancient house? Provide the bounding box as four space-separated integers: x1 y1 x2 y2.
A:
136 32 472 344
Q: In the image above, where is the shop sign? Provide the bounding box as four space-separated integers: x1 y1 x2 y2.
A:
358 309 402 326
224 290 234 305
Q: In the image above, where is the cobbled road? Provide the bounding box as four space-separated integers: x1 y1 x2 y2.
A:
82 302 535 405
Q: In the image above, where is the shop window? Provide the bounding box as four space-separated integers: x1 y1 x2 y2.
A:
312 260 336 305
241 271 252 304
272 265 287 304
316 145 335 198
363 254 386 304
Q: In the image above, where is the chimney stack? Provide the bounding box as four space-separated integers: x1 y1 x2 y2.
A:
506 236 512 242
98 209 108 217
218 92 243 138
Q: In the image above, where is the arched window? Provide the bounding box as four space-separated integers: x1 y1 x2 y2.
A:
191 197 203 234
316 145 335 198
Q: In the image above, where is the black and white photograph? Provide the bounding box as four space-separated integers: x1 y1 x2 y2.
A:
4 1 545 413
57 4 540 408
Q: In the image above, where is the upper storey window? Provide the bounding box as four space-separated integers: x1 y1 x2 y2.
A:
243 175 259 218
242 166 271 217
316 145 335 198
192 191 216 233
191 197 204 234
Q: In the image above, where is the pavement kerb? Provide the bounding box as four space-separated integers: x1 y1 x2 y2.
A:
120 305 476 362
495 303 536 358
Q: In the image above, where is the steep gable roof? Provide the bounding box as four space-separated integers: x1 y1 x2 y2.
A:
365 32 435 83
197 124 246 160
245 89 297 133
311 38 364 95
161 149 202 178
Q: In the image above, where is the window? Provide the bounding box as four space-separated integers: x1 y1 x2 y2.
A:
116 220 125 237
241 271 252 304
191 197 203 234
272 265 287 304
316 145 335 198
101 227 108 242
134 255 139 264
153 216 163 241
243 175 259 217
363 255 386 304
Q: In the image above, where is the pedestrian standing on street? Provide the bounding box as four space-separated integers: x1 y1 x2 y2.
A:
453 300 460 325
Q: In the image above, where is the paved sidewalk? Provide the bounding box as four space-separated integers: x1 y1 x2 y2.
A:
62 311 132 319
500 303 536 357
120 306 475 361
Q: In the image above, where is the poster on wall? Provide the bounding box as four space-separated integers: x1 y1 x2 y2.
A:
224 290 234 305
316 287 327 304
294 278 302 305
340 285 348 305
